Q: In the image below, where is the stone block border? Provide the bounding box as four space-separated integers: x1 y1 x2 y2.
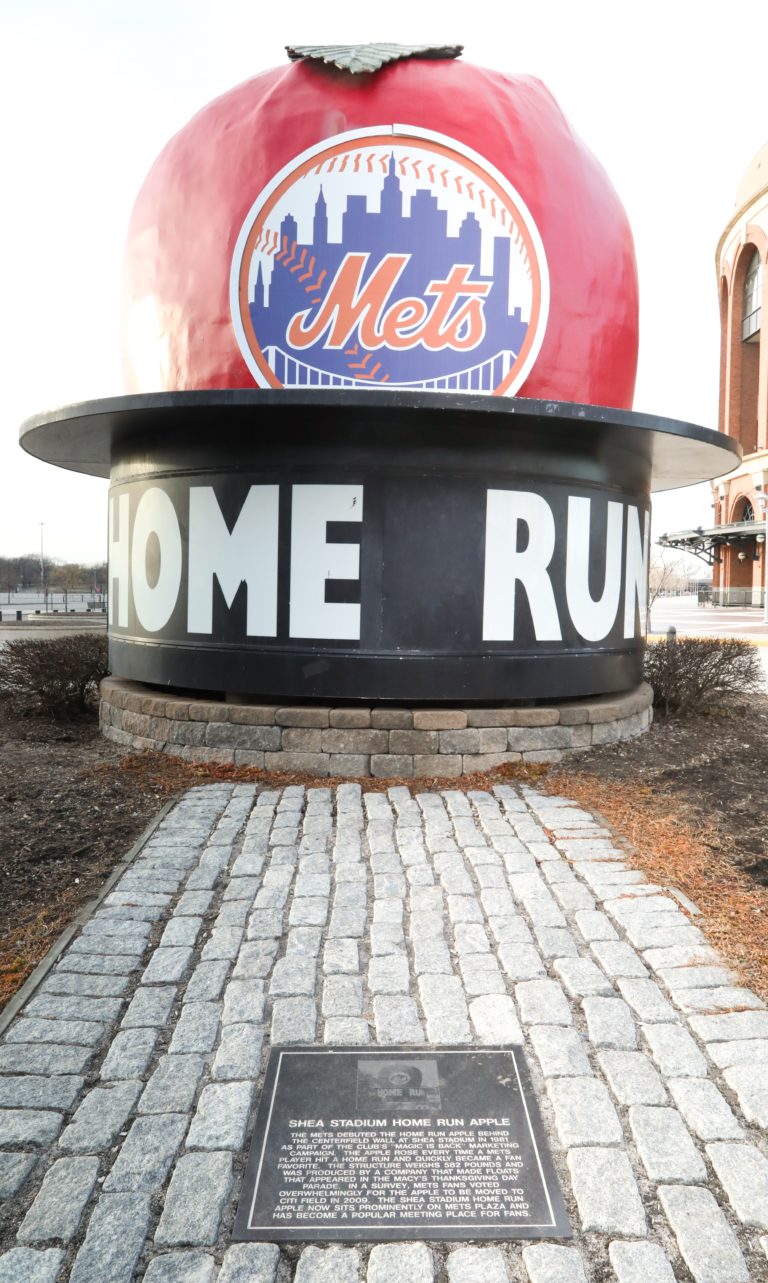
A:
100 680 653 776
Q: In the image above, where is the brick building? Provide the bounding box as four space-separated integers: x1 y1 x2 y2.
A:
660 144 768 605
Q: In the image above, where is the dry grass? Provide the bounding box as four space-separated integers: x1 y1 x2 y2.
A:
0 896 86 1008
544 769 768 1001
92 750 546 796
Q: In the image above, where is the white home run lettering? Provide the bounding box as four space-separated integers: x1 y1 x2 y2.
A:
289 485 363 640
130 487 183 633
108 483 648 645
187 485 279 636
108 483 364 642
483 489 649 643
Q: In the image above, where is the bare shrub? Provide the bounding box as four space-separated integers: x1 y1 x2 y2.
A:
644 635 764 714
0 633 109 718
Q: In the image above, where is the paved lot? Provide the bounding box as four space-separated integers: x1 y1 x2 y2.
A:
0 782 766 1282
651 595 768 641
651 595 768 682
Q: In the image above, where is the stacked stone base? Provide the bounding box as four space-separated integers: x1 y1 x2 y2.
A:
100 679 653 777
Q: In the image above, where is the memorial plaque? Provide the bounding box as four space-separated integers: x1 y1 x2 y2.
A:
234 1046 571 1241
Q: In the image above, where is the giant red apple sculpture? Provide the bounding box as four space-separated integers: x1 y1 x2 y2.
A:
121 44 638 406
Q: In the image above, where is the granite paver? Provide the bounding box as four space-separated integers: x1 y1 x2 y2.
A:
607 1241 676 1282
667 1076 743 1140
186 1081 253 1150
706 1141 768 1229
628 1104 707 1182
522 1244 587 1282
153 1155 231 1247
0 1109 63 1146
59 1080 142 1150
100 1027 158 1078
0 1072 83 1110
566 1148 646 1235
139 1055 205 1114
143 1254 217 1283
368 1243 434 1281
0 780 765 1281
294 1245 360 1282
597 1049 667 1105
529 1025 592 1078
218 1243 281 1281
69 1192 152 1283
17 1155 99 1242
658 1184 749 1281
0 1152 37 1198
103 1113 188 1192
720 1063 768 1125
0 1248 64 1283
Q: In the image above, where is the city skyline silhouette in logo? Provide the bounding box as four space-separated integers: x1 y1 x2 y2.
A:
235 132 546 394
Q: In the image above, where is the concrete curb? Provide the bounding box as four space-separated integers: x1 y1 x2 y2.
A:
0 797 177 1038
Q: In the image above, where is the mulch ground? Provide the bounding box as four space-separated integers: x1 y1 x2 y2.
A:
1 694 766 1013
545 697 768 1001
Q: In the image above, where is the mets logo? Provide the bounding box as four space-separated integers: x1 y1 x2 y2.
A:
230 125 549 395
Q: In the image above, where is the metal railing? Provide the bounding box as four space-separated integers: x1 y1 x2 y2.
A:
263 345 517 392
698 586 766 608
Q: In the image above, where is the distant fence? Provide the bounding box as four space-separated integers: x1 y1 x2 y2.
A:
698 587 766 608
0 591 107 614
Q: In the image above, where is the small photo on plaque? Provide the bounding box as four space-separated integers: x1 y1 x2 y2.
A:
234 1045 571 1242
356 1057 442 1113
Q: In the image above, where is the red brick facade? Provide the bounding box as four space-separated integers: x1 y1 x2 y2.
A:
712 147 768 600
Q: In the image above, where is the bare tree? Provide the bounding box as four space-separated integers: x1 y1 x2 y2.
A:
648 552 689 608
645 551 693 633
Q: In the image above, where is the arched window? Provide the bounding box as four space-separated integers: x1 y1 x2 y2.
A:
733 496 756 522
743 250 762 340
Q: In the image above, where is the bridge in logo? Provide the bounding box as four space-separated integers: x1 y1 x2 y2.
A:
263 344 518 392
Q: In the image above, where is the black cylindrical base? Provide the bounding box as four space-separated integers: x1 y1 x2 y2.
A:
19 390 741 703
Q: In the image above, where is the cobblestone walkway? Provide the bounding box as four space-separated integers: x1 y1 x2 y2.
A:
1 782 767 1283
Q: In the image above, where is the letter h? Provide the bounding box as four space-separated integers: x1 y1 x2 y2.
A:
108 494 129 627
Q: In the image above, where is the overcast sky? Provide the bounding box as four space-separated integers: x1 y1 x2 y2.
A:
2 0 767 566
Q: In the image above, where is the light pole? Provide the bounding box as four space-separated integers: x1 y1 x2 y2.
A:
761 498 768 625
39 522 45 611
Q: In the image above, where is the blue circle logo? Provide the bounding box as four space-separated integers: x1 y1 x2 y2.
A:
231 126 549 395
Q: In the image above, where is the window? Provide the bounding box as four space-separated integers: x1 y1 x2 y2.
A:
742 499 755 522
742 250 762 340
